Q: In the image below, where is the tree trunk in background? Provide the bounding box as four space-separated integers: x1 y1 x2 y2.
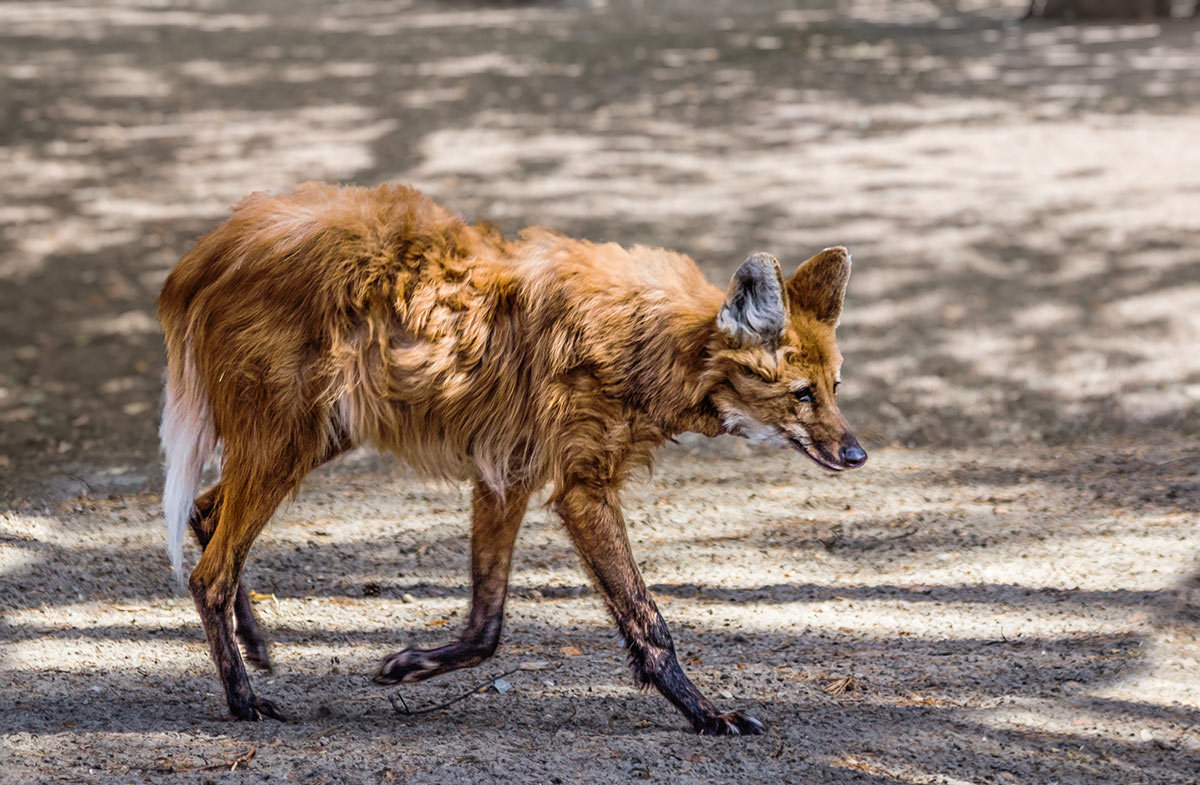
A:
1024 0 1172 18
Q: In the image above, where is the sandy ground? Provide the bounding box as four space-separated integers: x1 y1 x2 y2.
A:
2 444 1199 784
2 0 1199 783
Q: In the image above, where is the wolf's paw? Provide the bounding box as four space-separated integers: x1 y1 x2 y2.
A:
230 695 288 722
696 710 766 736
372 649 443 685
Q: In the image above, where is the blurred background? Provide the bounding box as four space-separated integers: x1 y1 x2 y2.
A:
1 2 1198 782
2 0 1197 503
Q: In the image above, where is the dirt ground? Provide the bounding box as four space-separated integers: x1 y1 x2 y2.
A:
1 1 1198 783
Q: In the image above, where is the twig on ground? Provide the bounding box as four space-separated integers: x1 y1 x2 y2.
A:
387 662 555 717
143 747 256 773
824 676 862 696
64 473 95 496
885 526 920 540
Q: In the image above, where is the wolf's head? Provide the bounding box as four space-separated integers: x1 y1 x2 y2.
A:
708 248 866 472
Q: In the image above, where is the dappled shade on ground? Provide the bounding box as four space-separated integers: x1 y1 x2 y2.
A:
1 0 1199 782
2 446 1198 782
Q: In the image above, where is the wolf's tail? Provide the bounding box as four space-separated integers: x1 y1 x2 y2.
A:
160 348 217 590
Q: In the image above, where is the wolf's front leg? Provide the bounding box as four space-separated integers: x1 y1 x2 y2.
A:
554 483 765 736
374 482 531 685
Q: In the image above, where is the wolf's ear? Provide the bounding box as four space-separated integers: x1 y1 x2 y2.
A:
787 246 851 326
717 253 788 348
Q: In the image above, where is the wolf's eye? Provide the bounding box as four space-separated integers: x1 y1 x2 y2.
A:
794 386 814 404
834 380 841 395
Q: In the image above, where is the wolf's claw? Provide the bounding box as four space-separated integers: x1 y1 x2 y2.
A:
696 710 766 736
231 695 288 722
373 649 445 685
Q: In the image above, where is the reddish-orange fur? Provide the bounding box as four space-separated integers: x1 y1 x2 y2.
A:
158 182 864 733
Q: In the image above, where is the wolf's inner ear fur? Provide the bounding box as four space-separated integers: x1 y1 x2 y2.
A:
717 253 788 348
787 246 851 326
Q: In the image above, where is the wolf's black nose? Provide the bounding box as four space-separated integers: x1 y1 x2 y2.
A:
840 443 867 468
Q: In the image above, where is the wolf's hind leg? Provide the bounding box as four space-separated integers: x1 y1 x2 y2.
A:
374 482 530 685
190 420 335 722
188 436 352 672
189 484 272 671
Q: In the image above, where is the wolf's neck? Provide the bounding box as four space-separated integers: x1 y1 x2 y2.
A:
614 301 726 440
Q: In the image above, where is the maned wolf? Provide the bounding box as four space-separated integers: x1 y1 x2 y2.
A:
158 182 867 735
